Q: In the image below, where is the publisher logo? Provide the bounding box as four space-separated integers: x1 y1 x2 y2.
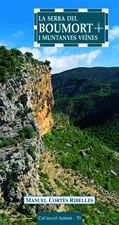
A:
34 9 108 47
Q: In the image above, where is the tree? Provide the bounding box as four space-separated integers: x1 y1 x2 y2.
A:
0 66 8 83
25 52 33 58
10 48 23 57
45 60 50 66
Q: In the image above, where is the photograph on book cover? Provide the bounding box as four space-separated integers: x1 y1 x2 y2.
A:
0 0 119 225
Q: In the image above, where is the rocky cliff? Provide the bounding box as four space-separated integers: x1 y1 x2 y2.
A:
0 47 54 212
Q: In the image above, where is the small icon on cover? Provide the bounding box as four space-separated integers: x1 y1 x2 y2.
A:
94 22 104 33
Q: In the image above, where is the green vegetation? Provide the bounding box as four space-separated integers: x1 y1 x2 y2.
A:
7 89 14 100
19 126 35 139
67 200 119 225
38 171 54 193
42 112 119 224
25 51 45 65
27 145 37 158
53 76 119 153
1 47 119 224
0 46 50 84
0 212 36 225
0 46 23 83
16 107 33 127
25 52 33 58
0 66 8 83
54 87 119 128
44 60 52 69
7 178 16 189
0 136 16 147
0 165 6 176
0 125 35 148
52 66 119 89
87 115 119 152
9 122 16 128
43 112 119 194
38 172 49 179
55 178 63 188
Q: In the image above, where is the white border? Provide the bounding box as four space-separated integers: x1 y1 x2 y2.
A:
34 25 37 30
102 8 109 13
55 9 64 12
55 44 64 47
105 25 108 30
34 42 40 47
102 42 108 47
78 9 88 12
78 44 88 47
34 9 40 13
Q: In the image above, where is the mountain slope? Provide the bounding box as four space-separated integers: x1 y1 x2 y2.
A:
52 67 119 152
42 112 119 225
52 67 119 89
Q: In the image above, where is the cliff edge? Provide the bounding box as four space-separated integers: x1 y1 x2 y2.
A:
0 47 54 212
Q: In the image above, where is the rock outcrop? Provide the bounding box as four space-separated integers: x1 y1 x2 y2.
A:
25 63 54 136
0 49 54 212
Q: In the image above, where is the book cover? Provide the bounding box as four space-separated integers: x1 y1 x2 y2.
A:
0 1 118 225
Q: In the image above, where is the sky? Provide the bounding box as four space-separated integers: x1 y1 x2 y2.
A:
0 0 119 73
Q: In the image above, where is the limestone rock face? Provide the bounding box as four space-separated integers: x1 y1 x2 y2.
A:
24 63 54 136
0 58 54 210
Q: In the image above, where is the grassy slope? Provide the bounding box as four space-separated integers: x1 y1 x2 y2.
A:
42 112 119 225
43 112 119 193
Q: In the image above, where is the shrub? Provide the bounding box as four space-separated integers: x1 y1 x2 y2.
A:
26 166 32 172
25 157 29 164
55 178 63 188
27 145 36 158
45 60 50 66
0 46 6 51
39 188 45 194
10 210 18 215
10 48 23 57
19 126 35 139
24 107 33 116
0 203 7 210
7 90 14 100
0 66 8 83
0 47 24 83
9 122 16 128
23 69 28 73
25 52 33 58
43 183 52 193
14 148 19 153
16 109 23 117
16 108 32 119
0 59 11 68
1 213 7 219
39 172 49 179
7 178 16 188
18 130 25 140
0 137 15 147
105 181 111 191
